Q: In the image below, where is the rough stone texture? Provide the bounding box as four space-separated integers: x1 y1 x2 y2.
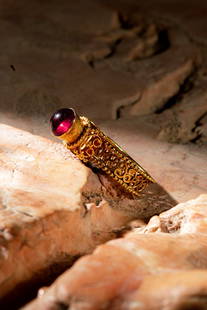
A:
0 124 177 308
0 125 206 308
158 80 207 143
23 195 207 310
101 118 207 203
0 0 207 308
113 30 199 118
0 0 206 145
139 194 207 234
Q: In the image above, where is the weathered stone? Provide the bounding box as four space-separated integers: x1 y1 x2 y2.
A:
0 0 206 145
124 271 207 310
0 0 207 308
122 29 199 117
157 80 207 143
140 194 207 234
100 118 207 203
23 195 207 310
0 124 175 307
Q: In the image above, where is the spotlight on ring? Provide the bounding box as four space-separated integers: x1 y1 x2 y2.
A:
50 108 172 199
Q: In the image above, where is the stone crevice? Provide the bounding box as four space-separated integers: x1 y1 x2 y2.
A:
154 69 197 114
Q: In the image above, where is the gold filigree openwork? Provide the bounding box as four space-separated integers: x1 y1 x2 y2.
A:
65 118 155 197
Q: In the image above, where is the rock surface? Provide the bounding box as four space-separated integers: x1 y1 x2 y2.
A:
23 195 207 310
0 0 206 145
0 0 207 309
0 0 206 201
0 124 176 307
140 194 207 234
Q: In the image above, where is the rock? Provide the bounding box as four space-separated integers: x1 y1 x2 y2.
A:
96 12 168 62
0 0 140 123
100 118 207 203
123 0 207 45
0 0 207 145
198 113 207 143
120 29 199 117
0 124 175 307
124 271 207 310
0 0 207 308
22 195 207 310
157 80 207 143
139 194 207 234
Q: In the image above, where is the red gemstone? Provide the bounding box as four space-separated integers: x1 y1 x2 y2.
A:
50 108 76 136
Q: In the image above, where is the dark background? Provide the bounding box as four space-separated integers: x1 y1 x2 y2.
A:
0 0 207 143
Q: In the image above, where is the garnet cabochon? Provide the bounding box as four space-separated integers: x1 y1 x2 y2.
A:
50 108 76 136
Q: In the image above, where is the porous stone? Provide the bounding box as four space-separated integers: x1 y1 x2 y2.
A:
0 0 207 308
0 124 175 307
23 195 207 310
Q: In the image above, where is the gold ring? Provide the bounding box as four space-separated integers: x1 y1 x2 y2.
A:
50 108 159 198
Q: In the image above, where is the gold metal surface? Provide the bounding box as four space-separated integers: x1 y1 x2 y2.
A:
57 113 156 197
56 110 84 144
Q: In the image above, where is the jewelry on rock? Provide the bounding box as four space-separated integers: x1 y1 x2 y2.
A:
50 108 160 197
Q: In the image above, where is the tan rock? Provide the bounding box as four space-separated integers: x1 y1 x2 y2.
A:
140 194 207 234
158 81 207 143
23 195 207 310
126 24 165 61
0 0 141 123
0 0 207 307
0 124 175 307
109 27 199 119
0 0 206 147
100 118 207 203
128 43 198 116
123 271 207 310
